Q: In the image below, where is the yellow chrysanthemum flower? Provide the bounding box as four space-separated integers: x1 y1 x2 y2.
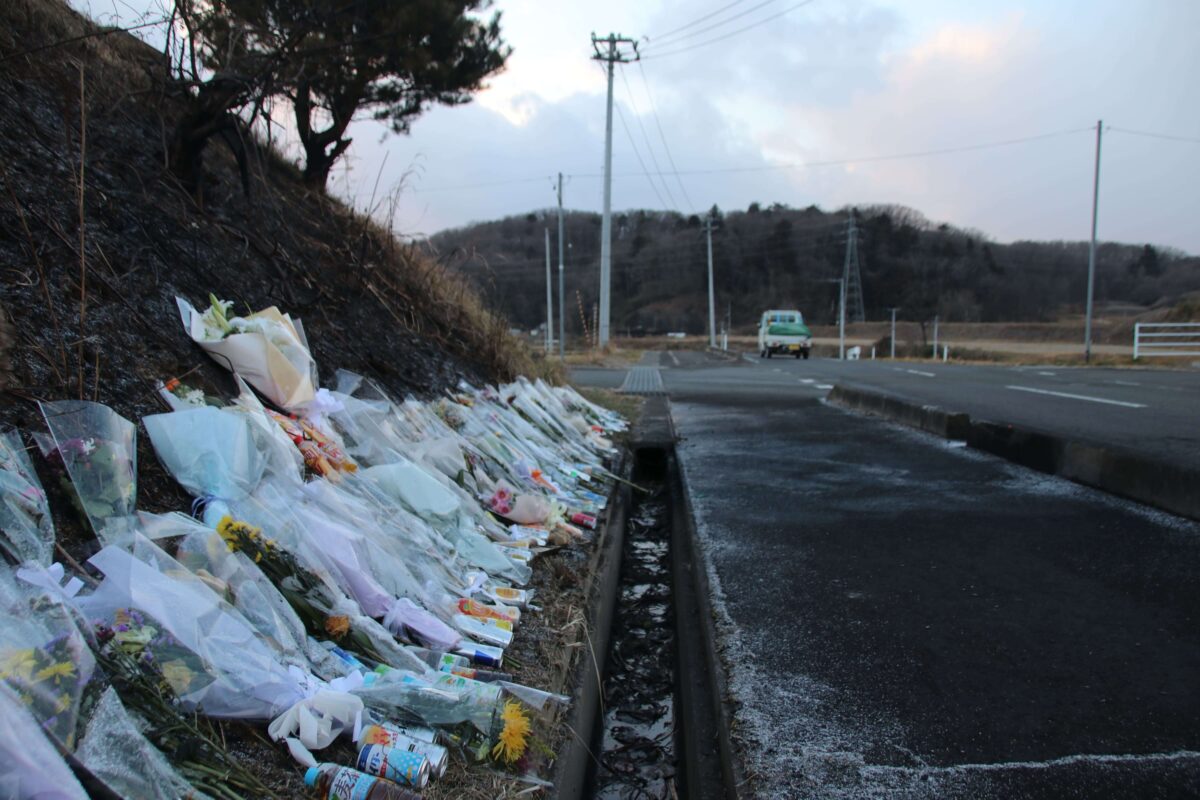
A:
33 661 76 683
0 649 37 682
491 700 531 764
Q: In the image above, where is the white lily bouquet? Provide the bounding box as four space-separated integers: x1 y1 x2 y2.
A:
177 295 317 409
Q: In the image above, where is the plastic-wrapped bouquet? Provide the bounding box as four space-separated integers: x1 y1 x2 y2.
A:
177 294 317 410
36 401 137 537
0 428 55 565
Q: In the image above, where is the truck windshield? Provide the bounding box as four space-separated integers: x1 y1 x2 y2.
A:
768 313 800 324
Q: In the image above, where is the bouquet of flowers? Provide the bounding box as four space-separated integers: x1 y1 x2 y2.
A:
177 294 317 410
0 428 55 566
0 683 90 800
88 613 276 799
214 515 423 672
37 401 137 538
0 567 96 750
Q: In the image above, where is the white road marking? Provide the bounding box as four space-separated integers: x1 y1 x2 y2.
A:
815 384 834 390
906 369 936 378
1113 380 1140 386
668 352 680 366
1037 371 1056 376
1006 385 1147 408
861 749 1200 780
799 378 815 384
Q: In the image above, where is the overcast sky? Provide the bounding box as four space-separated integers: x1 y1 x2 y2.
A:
87 0 1200 252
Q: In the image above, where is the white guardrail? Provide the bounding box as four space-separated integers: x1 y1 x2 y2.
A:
1133 322 1200 360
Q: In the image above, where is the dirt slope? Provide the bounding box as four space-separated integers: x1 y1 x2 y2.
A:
0 0 551 551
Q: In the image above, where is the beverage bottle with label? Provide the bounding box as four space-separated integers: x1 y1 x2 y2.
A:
304 763 422 800
407 647 512 683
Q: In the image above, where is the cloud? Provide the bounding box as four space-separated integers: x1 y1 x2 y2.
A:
323 0 1200 253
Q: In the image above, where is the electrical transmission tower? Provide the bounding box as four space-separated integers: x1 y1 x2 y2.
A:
591 32 639 347
842 208 866 323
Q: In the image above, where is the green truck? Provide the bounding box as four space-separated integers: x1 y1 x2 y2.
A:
758 309 812 359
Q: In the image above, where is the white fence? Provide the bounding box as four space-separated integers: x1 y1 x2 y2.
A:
1133 322 1200 360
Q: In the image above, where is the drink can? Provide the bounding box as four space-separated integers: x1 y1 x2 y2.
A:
357 744 430 788
570 511 597 529
360 724 449 777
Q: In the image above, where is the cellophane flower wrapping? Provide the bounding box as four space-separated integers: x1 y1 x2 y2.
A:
76 687 213 800
0 682 90 800
141 511 350 680
78 537 307 720
143 406 268 505
209 508 427 675
177 296 317 410
37 401 137 538
0 562 95 750
0 428 55 566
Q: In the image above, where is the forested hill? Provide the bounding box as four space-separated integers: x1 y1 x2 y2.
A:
426 203 1200 334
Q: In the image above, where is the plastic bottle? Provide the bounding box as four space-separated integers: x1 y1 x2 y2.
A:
407 647 512 683
304 763 422 800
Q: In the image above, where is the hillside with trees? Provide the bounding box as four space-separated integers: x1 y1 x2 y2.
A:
426 203 1200 337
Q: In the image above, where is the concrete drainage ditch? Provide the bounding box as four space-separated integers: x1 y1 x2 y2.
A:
556 397 740 800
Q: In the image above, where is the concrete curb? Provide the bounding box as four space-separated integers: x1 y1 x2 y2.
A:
668 406 749 800
828 384 970 440
828 384 1200 521
552 457 631 799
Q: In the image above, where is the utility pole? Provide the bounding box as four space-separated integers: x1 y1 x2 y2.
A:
557 173 566 359
932 314 939 359
888 307 899 358
842 209 866 323
1084 120 1103 363
592 33 638 348
705 214 717 348
544 228 553 353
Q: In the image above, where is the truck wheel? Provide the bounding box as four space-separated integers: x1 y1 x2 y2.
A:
794 351 801 359
760 349 766 358
802 350 810 360
766 350 772 359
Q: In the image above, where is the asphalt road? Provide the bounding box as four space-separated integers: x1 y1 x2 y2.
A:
571 353 1200 798
598 350 1200 470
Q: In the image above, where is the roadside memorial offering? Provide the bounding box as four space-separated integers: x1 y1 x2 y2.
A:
0 293 627 795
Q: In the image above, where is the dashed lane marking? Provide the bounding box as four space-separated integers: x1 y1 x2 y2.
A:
906 369 936 378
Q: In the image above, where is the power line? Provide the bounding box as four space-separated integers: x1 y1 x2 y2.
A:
617 64 680 211
590 59 670 211
614 102 671 210
637 60 697 213
647 0 749 43
641 0 817 60
648 0 779 47
1108 127 1200 144
407 126 1093 193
